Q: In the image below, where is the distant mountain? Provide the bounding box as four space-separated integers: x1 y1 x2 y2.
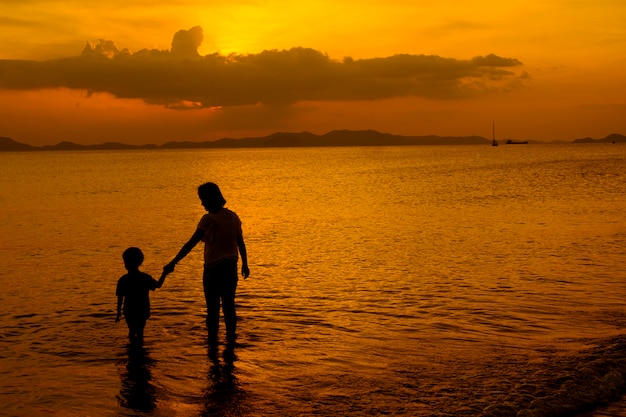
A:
161 130 490 149
0 130 491 151
572 133 626 143
37 141 160 151
0 137 36 151
1 130 624 152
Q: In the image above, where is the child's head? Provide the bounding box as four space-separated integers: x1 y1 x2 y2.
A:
198 182 227 213
122 247 144 271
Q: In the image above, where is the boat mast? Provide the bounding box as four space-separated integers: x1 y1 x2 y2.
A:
491 120 498 146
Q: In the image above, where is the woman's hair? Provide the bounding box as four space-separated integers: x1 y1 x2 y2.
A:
198 182 227 213
122 247 144 268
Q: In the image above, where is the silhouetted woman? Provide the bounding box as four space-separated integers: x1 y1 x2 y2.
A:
163 182 249 348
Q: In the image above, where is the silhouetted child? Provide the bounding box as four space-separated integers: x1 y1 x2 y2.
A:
115 247 166 345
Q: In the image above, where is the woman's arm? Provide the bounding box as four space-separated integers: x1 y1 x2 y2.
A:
163 228 205 275
238 234 250 279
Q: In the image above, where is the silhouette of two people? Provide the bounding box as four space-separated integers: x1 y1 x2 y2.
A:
115 182 249 349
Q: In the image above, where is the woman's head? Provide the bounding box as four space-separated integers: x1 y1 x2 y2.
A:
198 182 227 213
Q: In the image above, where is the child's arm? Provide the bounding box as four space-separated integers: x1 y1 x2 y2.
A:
156 271 168 288
115 296 123 322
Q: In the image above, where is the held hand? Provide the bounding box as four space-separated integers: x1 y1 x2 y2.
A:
163 262 175 275
241 264 250 279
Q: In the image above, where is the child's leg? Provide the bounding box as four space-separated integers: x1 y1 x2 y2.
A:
132 318 146 345
126 317 145 344
125 317 134 342
136 325 145 345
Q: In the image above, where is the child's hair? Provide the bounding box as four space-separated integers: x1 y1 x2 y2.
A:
122 247 144 268
198 182 227 213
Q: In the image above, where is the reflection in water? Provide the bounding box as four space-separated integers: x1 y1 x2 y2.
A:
203 344 248 417
117 345 157 412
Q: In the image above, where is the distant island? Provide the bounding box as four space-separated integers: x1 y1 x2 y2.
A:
571 133 626 144
1 130 624 152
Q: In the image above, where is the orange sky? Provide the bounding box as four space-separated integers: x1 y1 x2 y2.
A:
1 0 625 145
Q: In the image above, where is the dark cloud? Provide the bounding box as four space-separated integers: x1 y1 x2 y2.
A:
171 26 203 58
0 26 526 109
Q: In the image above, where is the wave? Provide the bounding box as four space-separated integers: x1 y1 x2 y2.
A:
491 335 626 417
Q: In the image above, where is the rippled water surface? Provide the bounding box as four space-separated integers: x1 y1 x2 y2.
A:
1 144 626 416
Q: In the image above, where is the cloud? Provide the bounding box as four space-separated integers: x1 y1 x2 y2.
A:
171 26 203 58
0 26 526 109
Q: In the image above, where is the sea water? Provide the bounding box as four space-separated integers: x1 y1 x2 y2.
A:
1 144 625 416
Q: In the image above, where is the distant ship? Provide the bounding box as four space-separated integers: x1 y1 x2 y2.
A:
505 139 529 145
492 121 498 146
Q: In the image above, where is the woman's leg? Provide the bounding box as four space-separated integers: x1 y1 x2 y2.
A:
204 260 238 346
221 280 238 343
203 271 221 347
216 260 239 343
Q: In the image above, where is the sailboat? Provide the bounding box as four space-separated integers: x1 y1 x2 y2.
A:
491 121 498 146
